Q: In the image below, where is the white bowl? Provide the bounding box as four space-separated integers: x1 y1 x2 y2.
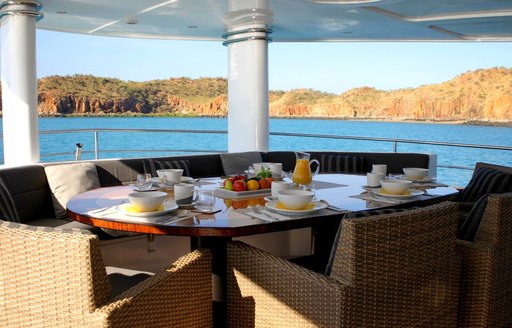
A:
277 189 314 210
403 167 429 180
156 169 183 185
128 191 167 212
380 179 412 195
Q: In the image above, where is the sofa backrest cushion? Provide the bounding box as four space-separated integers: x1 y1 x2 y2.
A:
0 178 20 222
220 152 263 176
457 194 489 241
320 154 366 174
44 163 101 219
142 159 191 177
458 166 512 202
0 165 55 222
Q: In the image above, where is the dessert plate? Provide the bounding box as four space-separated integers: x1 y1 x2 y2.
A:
265 200 327 215
117 202 178 217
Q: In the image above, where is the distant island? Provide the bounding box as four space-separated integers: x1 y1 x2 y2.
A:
0 67 511 125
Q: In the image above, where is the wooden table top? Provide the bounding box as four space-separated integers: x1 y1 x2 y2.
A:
66 174 458 238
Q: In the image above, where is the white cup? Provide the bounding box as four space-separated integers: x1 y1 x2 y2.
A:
372 164 387 176
271 180 292 198
268 163 283 176
174 183 195 205
367 172 385 187
157 169 183 185
195 190 216 212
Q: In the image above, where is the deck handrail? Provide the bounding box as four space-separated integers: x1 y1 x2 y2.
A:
8 128 511 172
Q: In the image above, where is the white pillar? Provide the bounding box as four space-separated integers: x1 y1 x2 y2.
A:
0 1 42 165
224 0 273 153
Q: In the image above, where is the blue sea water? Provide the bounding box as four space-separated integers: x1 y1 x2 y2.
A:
1 117 511 187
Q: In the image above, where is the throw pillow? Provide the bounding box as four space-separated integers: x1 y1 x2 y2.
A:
0 177 20 222
458 167 512 202
142 159 191 177
220 151 263 176
457 194 489 242
320 155 367 174
44 163 101 219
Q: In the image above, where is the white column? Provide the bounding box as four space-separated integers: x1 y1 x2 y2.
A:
0 1 42 165
224 0 273 153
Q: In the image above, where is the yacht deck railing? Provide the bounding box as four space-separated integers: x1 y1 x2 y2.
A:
34 128 512 174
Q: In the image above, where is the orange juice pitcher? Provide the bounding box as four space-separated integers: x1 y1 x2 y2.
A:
292 152 320 186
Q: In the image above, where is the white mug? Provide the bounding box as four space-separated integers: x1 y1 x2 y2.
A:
367 172 385 187
271 181 292 198
268 163 283 176
174 183 195 205
372 164 387 176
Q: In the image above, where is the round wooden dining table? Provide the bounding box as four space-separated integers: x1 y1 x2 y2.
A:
67 173 458 328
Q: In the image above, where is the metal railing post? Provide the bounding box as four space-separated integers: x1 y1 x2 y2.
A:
94 130 99 159
393 141 398 152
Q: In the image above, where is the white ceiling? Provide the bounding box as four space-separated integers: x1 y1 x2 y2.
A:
36 0 512 41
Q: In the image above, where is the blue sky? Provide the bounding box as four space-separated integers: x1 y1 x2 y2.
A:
31 30 512 94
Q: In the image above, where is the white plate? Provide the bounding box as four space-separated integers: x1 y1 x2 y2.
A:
131 185 158 192
372 189 424 199
405 176 433 183
265 200 327 215
151 176 193 186
117 202 178 217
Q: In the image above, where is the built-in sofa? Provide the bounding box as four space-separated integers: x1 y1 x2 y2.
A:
0 151 431 232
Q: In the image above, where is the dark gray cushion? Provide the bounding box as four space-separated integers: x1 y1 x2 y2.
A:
220 152 263 176
457 194 489 242
458 167 512 202
320 155 366 174
0 178 20 222
142 159 191 177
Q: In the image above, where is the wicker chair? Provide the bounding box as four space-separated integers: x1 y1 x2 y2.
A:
0 221 212 328
457 192 512 328
226 202 460 327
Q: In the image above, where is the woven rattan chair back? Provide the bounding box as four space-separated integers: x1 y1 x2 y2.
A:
329 202 460 327
457 192 512 328
0 222 112 327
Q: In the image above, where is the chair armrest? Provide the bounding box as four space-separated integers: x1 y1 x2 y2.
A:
227 241 347 327
95 249 212 327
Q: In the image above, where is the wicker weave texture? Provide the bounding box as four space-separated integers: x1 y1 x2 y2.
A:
457 192 512 328
226 202 460 328
0 222 212 327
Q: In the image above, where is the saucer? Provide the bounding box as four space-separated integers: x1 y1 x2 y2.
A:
405 176 433 183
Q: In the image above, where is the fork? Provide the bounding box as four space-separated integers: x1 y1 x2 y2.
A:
252 207 277 221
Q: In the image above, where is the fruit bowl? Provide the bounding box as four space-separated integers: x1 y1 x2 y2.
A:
403 167 429 180
277 189 314 210
380 179 412 195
